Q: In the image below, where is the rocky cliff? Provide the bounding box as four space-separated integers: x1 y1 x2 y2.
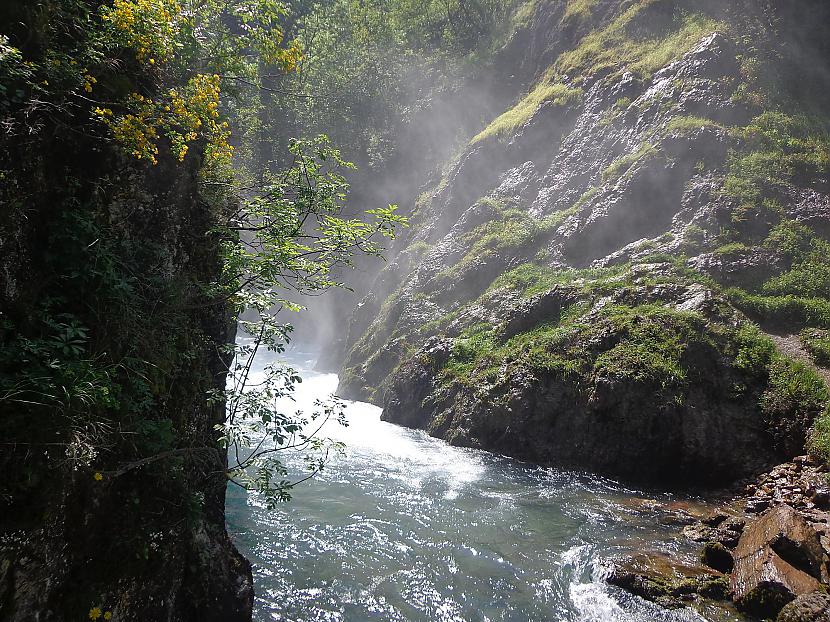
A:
0 3 251 619
338 0 830 487
0 150 252 622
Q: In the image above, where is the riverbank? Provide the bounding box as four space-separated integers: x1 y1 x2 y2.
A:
610 456 830 621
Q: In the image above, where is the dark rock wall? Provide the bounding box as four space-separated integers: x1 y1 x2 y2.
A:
0 13 252 617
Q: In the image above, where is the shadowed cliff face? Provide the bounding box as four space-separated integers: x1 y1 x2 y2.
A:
0 148 253 622
0 2 252 610
337 0 830 487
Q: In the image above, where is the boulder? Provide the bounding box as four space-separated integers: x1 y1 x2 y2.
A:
684 514 745 549
701 541 734 573
731 505 825 618
607 553 728 609
777 592 830 622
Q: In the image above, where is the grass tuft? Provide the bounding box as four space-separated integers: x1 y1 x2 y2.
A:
472 82 582 143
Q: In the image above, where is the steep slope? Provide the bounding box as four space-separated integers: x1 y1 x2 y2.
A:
338 0 830 486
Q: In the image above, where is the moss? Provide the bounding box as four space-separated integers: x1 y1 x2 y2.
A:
472 81 583 143
601 143 658 183
556 4 723 78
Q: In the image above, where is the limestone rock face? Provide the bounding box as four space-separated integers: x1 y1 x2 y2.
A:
732 506 825 618
338 0 830 488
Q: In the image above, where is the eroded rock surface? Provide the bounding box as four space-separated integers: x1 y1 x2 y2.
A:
338 0 830 489
778 592 830 622
731 505 824 618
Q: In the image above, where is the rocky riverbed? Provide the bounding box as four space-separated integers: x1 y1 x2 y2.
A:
609 456 830 621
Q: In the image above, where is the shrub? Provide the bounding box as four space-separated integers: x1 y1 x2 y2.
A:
800 329 830 367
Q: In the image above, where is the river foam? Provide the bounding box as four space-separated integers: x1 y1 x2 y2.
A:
226 344 740 622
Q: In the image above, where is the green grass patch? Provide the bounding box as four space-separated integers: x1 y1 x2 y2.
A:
762 355 829 425
762 262 830 299
444 323 499 379
801 329 830 367
556 4 723 78
473 82 583 143
666 115 724 135
809 405 830 464
487 262 630 298
713 242 749 256
433 207 541 285
601 143 658 183
763 220 815 261
724 112 830 207
572 186 600 211
562 0 599 23
727 289 830 329
591 304 707 386
441 301 716 390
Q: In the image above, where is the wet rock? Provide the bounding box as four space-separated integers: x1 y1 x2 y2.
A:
607 553 728 609
777 592 830 622
701 541 734 573
702 512 729 528
812 488 830 511
731 506 825 618
683 513 744 549
747 498 771 514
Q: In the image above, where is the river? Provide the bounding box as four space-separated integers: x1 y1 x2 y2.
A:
226 344 743 622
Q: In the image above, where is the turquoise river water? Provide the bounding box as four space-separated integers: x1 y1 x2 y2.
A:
226 345 743 622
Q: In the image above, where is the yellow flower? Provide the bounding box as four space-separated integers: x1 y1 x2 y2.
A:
93 472 103 481
149 58 155 65
89 607 102 620
104 612 113 621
